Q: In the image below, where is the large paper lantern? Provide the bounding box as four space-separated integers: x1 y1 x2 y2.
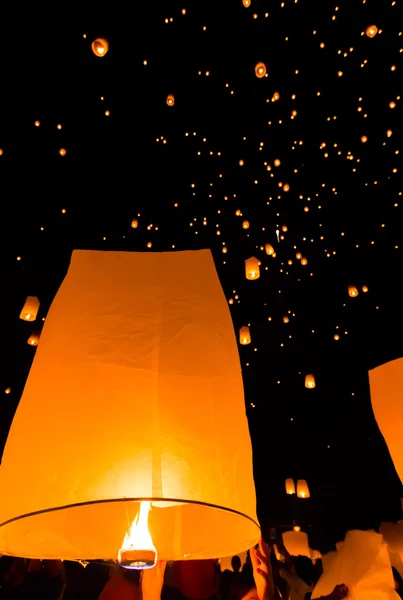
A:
19 296 40 321
369 358 403 484
285 478 296 495
0 249 259 562
245 257 260 280
296 479 310 499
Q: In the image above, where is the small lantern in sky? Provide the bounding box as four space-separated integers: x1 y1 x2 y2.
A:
285 478 296 495
305 374 315 389
297 479 310 499
131 219 139 229
0 249 260 562
242 220 250 229
245 257 260 280
348 285 359 297
19 296 40 322
265 243 274 255
166 94 175 107
27 332 41 347
239 326 251 345
91 38 109 57
365 25 378 38
255 62 267 78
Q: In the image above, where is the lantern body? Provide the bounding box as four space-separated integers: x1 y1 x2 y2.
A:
0 249 259 561
348 285 359 297
19 296 40 321
305 374 315 389
255 62 267 78
239 326 251 345
92 38 109 57
365 25 378 38
296 479 310 499
245 257 260 280
265 244 274 255
282 531 311 558
369 358 403 485
166 95 175 106
27 332 40 347
285 478 295 495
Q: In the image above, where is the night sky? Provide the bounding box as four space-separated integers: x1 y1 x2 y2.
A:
2 1 403 554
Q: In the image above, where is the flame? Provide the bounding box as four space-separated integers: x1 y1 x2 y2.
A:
118 501 157 570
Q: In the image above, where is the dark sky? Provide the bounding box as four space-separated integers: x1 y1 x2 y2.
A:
1 0 403 553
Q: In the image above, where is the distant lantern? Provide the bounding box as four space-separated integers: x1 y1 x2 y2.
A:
274 159 281 167
301 258 308 265
272 92 280 101
239 326 251 345
34 120 40 127
222 246 228 254
348 285 359 297
255 62 267 78
166 94 175 107
361 136 368 143
365 25 378 38
59 148 67 156
27 331 41 347
91 38 109 57
362 285 368 293
297 479 310 499
242 0 251 6
19 296 40 322
285 478 296 495
245 257 260 280
282 225 288 232
334 334 340 341
283 316 289 324
296 252 302 260
131 219 139 229
242 220 250 229
265 243 274 255
283 184 290 192
387 130 393 137
0 249 260 562
305 374 315 389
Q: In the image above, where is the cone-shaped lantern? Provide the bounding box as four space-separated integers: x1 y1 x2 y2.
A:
369 358 403 485
0 249 259 562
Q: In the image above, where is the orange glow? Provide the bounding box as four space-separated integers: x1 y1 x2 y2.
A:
19 296 40 322
265 243 274 255
92 38 109 57
166 94 175 106
242 220 250 229
245 256 260 280
255 62 267 78
242 0 251 6
59 148 67 156
296 479 310 498
118 501 157 570
240 326 251 345
348 285 359 297
285 478 295 495
365 25 378 38
305 374 315 389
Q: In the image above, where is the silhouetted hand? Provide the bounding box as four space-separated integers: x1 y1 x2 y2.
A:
329 584 348 600
250 539 275 600
141 560 167 600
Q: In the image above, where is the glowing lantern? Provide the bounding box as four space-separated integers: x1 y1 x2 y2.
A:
283 316 289 324
281 225 288 232
369 358 403 485
239 326 251 345
242 0 251 6
272 92 280 101
293 526 301 532
305 374 315 389
301 258 308 266
19 296 40 322
0 249 260 561
283 184 290 192
242 220 250 229
34 120 40 127
245 257 260 280
365 25 378 38
131 219 139 229
362 285 368 293
296 252 302 260
91 38 109 57
27 332 41 347
274 159 281 167
265 244 274 255
166 94 175 107
59 148 67 156
361 136 368 143
285 478 295 495
296 480 310 499
387 130 393 137
348 285 359 297
255 62 267 78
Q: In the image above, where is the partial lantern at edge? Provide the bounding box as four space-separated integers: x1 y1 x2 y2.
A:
305 374 315 389
19 296 40 322
239 326 251 345
297 479 310 499
245 257 260 280
91 38 109 57
285 478 296 495
255 62 267 78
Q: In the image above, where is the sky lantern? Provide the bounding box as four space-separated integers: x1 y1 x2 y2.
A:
27 331 41 347
301 257 308 265
91 38 109 57
255 62 267 78
166 94 175 106
242 220 250 229
239 326 251 345
131 219 139 228
305 374 315 389
274 159 281 167
369 358 403 485
348 285 359 297
245 256 260 280
365 25 378 38
285 478 296 495
59 148 67 156
0 249 260 562
265 243 274 255
296 479 310 498
19 296 40 322
242 0 251 6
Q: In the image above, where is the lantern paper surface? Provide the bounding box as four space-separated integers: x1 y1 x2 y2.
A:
369 358 403 485
19 296 40 321
282 531 311 558
312 530 399 600
379 522 403 578
0 249 260 561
